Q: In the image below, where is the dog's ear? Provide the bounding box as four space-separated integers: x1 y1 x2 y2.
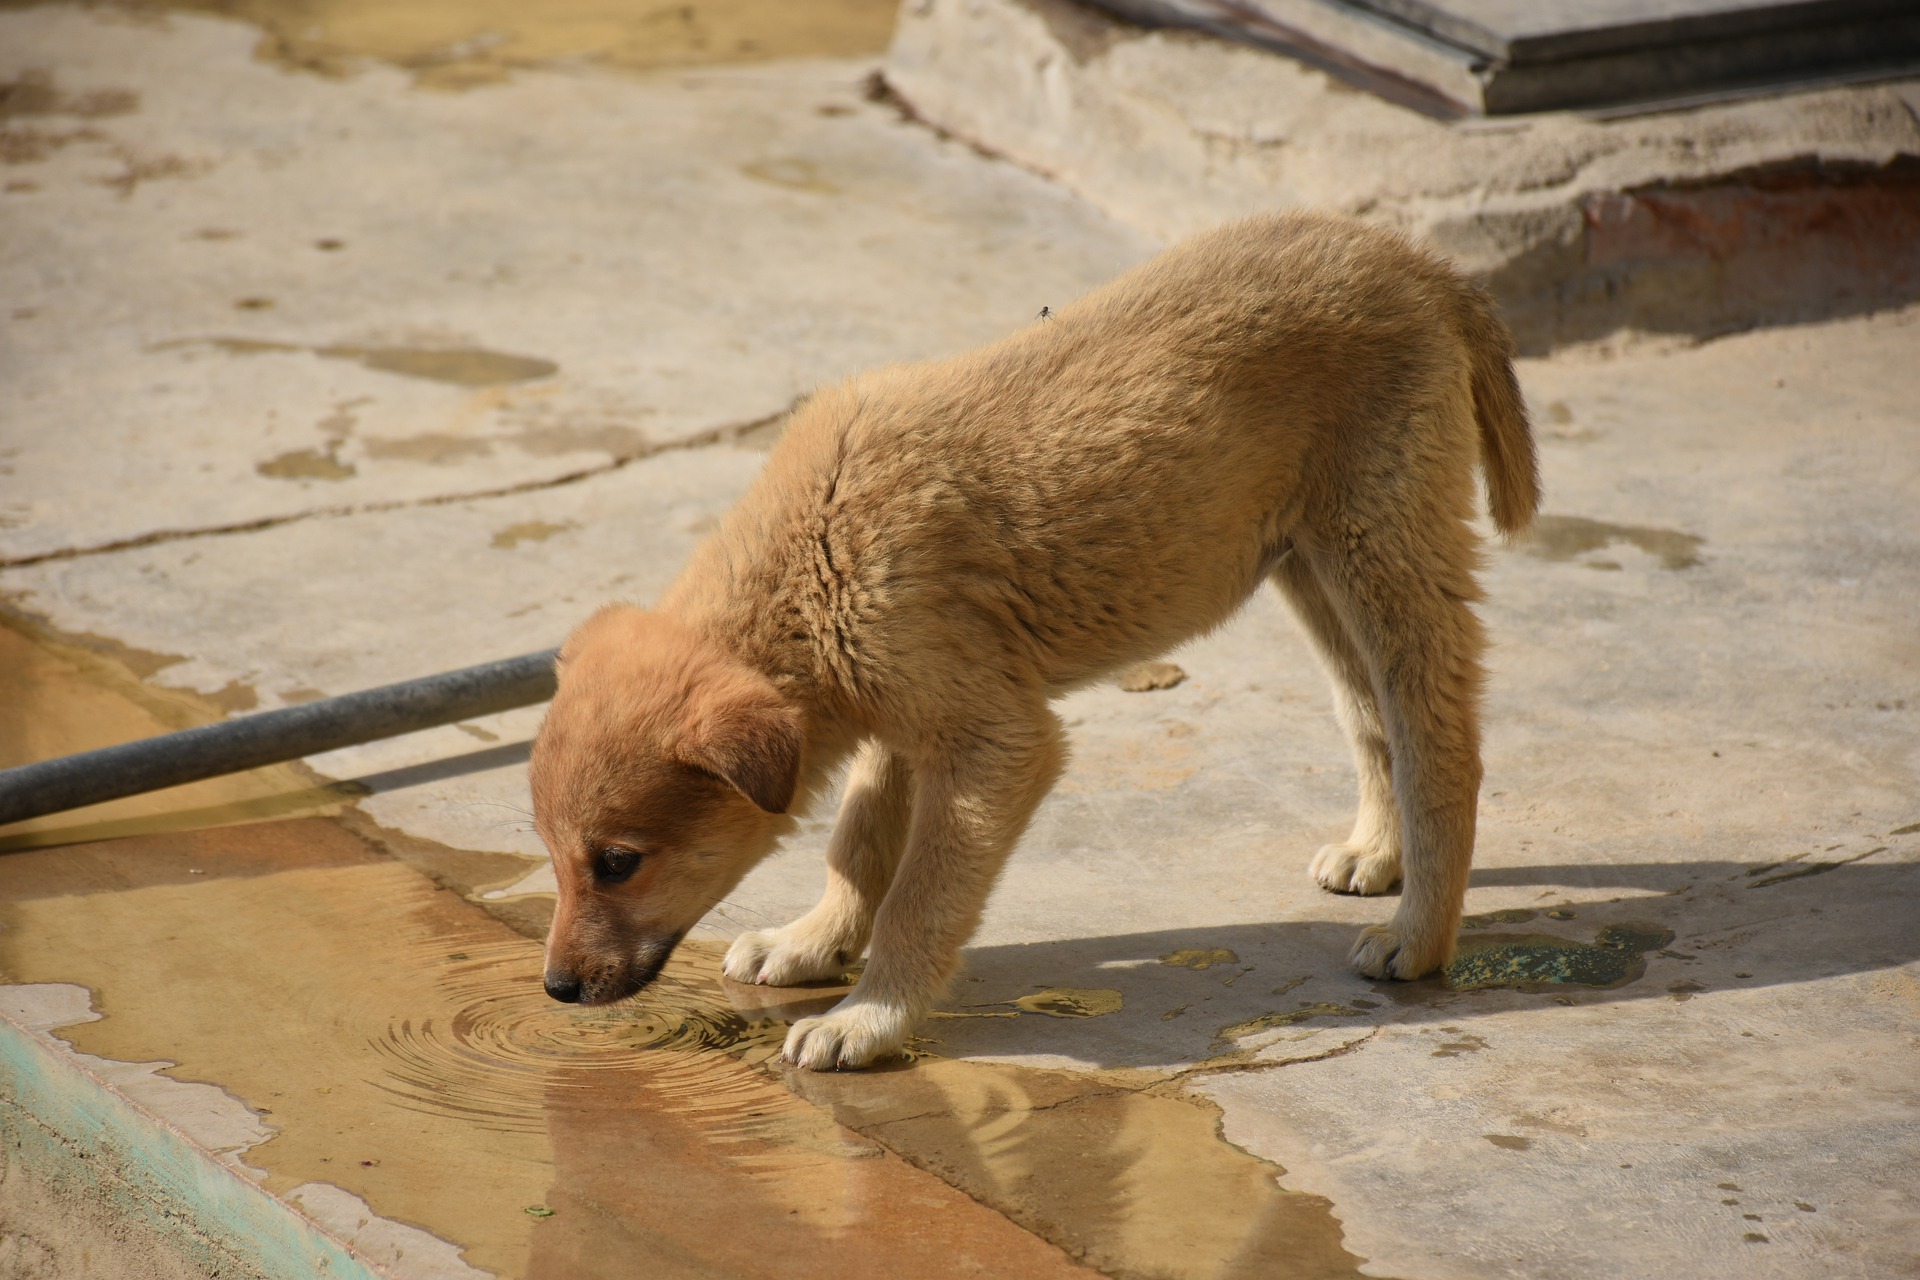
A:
683 679 803 815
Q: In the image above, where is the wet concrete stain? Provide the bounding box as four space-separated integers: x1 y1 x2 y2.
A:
166 336 558 386
742 156 841 195
1430 1031 1488 1057
200 678 260 714
98 150 204 198
1746 846 1886 887
1446 922 1676 990
930 985 1126 1023
256 444 356 480
60 0 901 90
0 120 103 164
361 432 495 463
339 344 558 385
0 614 349 850
0 70 137 120
1528 514 1705 570
506 422 649 458
1162 947 1238 970
1218 1002 1366 1039
1120 660 1188 692
491 520 576 549
1008 987 1124 1018
1460 907 1540 929
0 70 139 169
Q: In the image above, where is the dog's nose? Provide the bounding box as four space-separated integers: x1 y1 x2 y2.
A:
544 972 582 1003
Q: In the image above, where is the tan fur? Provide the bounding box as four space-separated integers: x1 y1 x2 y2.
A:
530 211 1540 1069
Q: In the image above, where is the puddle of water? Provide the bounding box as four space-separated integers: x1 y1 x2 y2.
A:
794 1055 1369 1280
0 822 1090 1278
1007 987 1125 1018
1460 907 1540 928
1162 947 1238 970
32 0 900 89
1527 514 1704 570
0 615 1370 1276
1218 1002 1365 1039
929 985 1126 1023
322 344 558 386
165 337 559 386
0 616 349 851
1446 922 1676 990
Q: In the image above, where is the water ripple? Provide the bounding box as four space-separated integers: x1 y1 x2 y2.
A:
369 941 788 1134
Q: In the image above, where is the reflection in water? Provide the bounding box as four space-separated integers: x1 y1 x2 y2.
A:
375 936 1365 1278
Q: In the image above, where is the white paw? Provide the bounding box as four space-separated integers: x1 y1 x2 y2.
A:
723 927 852 987
781 998 915 1071
1310 841 1402 895
1348 920 1449 980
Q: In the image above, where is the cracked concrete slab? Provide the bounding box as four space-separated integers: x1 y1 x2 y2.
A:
0 4 1152 564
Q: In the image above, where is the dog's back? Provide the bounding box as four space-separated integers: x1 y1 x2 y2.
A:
673 211 1538 704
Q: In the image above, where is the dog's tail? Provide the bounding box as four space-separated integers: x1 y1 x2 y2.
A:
1455 284 1540 539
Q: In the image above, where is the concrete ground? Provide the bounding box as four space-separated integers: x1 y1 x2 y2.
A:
2 2 1917 1278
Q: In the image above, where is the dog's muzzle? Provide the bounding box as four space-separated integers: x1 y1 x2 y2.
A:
545 932 683 1005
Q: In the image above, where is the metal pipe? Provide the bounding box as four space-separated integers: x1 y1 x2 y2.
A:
0 648 559 828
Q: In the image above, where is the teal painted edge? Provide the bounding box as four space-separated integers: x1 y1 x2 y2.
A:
0 1013 384 1280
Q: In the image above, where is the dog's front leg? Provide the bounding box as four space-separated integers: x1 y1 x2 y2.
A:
725 741 912 986
782 716 1066 1070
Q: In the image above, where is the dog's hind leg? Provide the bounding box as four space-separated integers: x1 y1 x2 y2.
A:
782 709 1067 1069
1271 553 1403 895
724 740 913 986
1305 459 1488 981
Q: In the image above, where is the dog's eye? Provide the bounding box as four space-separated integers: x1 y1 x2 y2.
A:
594 846 643 884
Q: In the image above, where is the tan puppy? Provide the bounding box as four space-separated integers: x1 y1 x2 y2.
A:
531 211 1539 1070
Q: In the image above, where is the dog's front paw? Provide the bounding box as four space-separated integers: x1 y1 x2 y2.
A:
723 928 852 987
1348 920 1450 981
781 998 915 1071
1310 841 1402 895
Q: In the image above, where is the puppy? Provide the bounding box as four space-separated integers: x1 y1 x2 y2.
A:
531 211 1539 1070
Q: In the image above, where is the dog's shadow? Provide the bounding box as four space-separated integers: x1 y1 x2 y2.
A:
879 855 1918 1071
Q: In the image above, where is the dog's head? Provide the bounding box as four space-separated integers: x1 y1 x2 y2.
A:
530 605 802 1005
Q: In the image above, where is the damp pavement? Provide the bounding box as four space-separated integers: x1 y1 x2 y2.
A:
2 3 1918 1278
